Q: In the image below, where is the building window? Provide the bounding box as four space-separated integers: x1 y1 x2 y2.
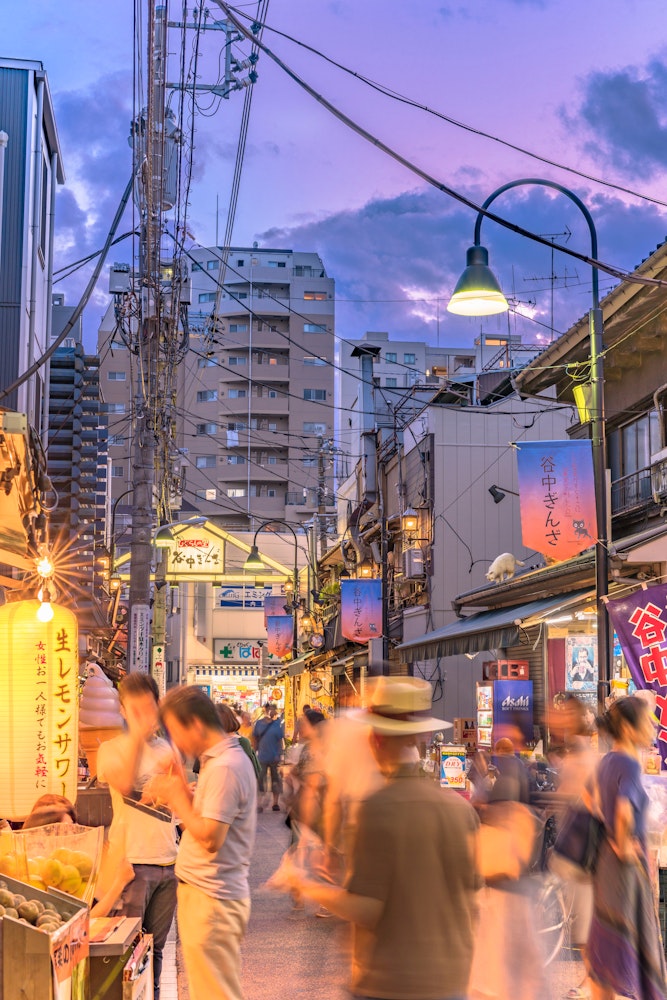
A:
107 402 126 413
196 423 217 436
267 261 286 268
227 487 246 497
304 422 327 435
404 353 416 364
196 488 217 500
191 261 203 271
609 411 661 482
304 323 326 333
198 292 217 303
386 377 397 388
108 371 126 381
228 421 247 431
197 390 218 403
302 457 318 467
304 291 327 301
108 434 125 446
454 356 475 369
228 389 247 399
236 292 248 300
236 259 245 267
294 265 313 277
110 341 127 350
111 465 125 478
198 357 217 368
207 259 220 271
303 356 326 366
385 352 397 363
196 456 216 469
227 455 246 465
228 356 247 365
229 323 248 333
268 422 277 431
267 488 277 497
304 388 326 401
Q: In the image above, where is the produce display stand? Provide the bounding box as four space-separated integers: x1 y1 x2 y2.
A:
89 918 153 1000
0 875 88 1000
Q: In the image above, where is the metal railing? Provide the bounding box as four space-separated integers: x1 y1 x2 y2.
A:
611 463 657 515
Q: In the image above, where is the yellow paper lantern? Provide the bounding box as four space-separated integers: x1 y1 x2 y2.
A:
0 600 79 820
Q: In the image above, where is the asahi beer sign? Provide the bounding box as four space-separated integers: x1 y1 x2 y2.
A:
494 680 534 744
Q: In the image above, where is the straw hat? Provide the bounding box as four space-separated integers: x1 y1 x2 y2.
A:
352 676 453 735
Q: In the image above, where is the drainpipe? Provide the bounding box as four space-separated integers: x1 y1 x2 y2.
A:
41 149 58 450
27 76 45 423
0 131 8 274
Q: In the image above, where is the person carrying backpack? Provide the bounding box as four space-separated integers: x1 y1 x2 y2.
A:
253 705 284 812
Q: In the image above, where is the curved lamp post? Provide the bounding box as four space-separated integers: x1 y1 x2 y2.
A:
244 519 299 660
447 178 609 710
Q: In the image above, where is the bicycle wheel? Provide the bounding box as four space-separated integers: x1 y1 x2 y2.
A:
536 875 568 967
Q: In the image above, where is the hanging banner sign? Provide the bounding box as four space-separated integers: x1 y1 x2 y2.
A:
341 579 383 644
516 440 597 561
607 584 667 763
264 595 288 627
267 616 294 659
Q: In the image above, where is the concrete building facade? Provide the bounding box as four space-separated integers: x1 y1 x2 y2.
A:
98 246 336 532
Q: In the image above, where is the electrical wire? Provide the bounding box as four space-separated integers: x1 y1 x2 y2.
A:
226 4 667 212
217 3 667 292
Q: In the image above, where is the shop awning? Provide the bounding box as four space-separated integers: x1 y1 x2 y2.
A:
286 653 316 676
330 650 368 676
397 590 592 660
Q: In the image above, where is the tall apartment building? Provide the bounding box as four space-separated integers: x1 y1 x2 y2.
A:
0 58 64 429
98 246 335 531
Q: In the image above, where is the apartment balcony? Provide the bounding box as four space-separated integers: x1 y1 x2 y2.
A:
286 488 335 508
611 458 666 520
222 427 290 449
247 394 290 415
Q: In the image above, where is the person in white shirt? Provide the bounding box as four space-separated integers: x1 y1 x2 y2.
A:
98 673 180 1000
143 685 257 1000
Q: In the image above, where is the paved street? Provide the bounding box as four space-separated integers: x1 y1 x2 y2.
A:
174 807 584 1000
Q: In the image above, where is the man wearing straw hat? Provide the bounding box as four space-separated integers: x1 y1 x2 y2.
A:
279 676 479 1000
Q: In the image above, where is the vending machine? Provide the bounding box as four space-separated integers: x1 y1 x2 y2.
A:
476 679 534 748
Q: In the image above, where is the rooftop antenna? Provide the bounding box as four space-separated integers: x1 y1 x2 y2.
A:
524 227 577 341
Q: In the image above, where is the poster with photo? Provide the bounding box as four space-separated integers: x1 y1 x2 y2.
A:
565 634 598 692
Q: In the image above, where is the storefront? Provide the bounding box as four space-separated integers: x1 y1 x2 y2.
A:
187 661 284 714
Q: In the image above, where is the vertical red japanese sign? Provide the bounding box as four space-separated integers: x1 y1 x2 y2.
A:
607 585 667 763
0 600 79 820
516 440 597 560
266 616 294 658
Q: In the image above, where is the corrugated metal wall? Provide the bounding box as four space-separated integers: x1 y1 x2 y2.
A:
0 67 28 411
505 625 547 744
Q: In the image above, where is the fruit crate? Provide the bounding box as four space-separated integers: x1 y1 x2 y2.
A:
4 823 103 905
0 872 89 1000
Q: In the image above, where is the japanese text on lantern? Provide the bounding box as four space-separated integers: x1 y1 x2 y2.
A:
34 640 48 789
629 601 667 743
53 627 73 795
540 454 560 547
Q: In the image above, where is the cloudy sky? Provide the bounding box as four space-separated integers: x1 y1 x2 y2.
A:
5 0 667 349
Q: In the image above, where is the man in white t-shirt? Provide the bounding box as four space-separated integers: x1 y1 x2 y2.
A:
143 685 256 1000
98 673 180 1000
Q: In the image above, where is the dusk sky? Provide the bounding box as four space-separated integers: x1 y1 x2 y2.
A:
5 1 667 350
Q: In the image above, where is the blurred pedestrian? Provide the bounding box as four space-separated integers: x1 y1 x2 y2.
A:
276 677 478 1000
144 686 257 1000
587 696 666 1000
253 704 284 812
98 673 181 1000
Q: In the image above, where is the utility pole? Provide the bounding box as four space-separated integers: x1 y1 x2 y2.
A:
128 3 169 672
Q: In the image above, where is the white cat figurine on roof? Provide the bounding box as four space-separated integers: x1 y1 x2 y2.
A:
485 552 525 583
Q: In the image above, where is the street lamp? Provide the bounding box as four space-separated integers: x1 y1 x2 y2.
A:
447 178 609 711
243 519 300 660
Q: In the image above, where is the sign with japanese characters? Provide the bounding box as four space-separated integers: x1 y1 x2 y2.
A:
607 584 667 762
340 579 383 644
516 440 596 561
0 600 78 820
217 585 276 609
266 616 294 658
213 638 280 665
165 529 224 581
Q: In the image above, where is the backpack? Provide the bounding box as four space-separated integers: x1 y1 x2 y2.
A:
239 735 262 782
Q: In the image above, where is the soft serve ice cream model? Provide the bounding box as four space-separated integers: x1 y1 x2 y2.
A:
78 663 124 776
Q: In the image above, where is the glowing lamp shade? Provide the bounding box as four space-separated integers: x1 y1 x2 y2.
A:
243 545 265 572
447 245 509 316
0 600 79 820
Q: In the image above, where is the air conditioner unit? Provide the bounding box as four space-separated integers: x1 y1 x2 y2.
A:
403 548 424 579
651 447 667 502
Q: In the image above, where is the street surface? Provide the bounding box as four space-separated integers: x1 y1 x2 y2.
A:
173 808 583 999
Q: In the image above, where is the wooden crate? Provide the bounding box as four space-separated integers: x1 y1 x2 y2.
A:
0 874 88 1000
